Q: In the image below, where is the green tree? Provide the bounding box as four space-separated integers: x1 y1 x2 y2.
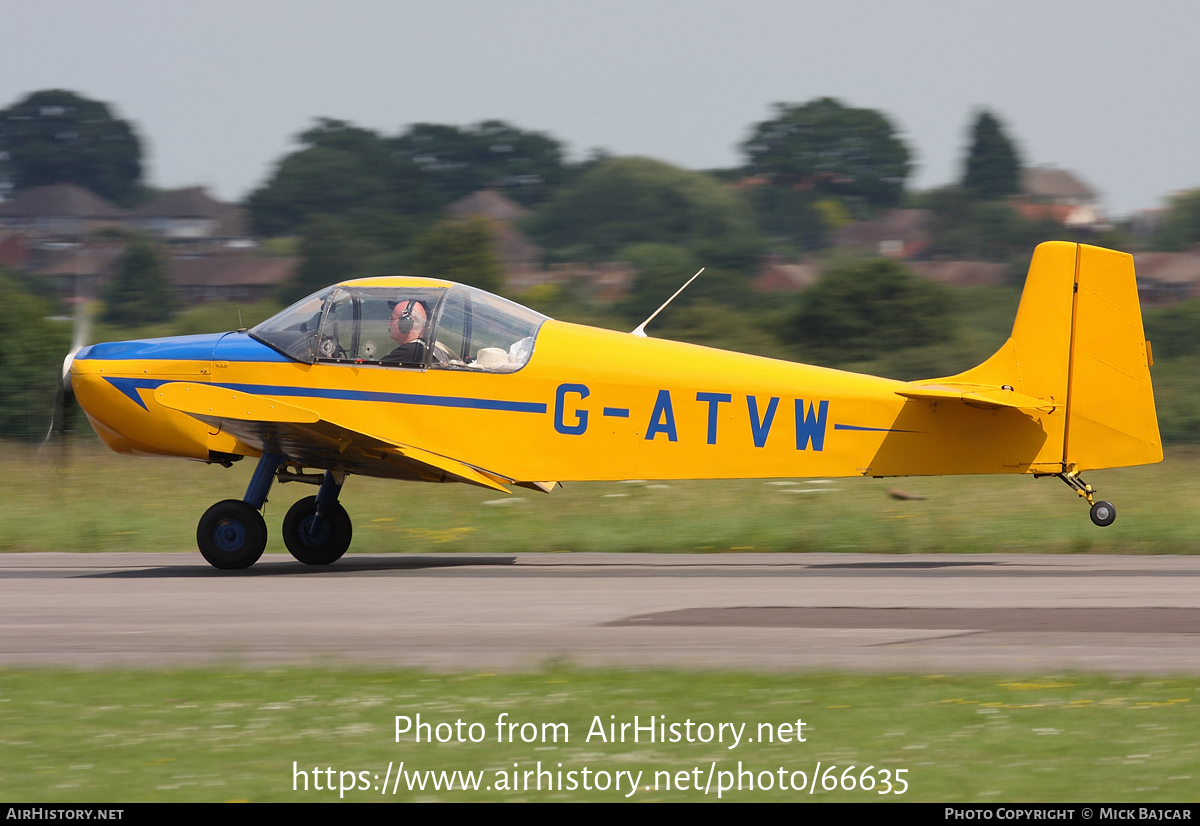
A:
391 120 569 206
618 243 701 321
916 185 1065 264
741 98 912 211
786 259 955 364
0 272 71 441
1144 298 1200 359
104 240 175 326
1154 188 1200 251
410 217 503 293
0 89 143 205
247 119 437 237
281 215 371 303
527 157 760 261
962 110 1021 200
617 243 752 323
742 184 831 252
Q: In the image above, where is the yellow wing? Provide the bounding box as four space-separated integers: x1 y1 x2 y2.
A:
153 381 515 493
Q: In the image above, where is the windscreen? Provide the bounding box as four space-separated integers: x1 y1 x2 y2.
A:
314 287 446 365
249 288 334 363
250 283 547 371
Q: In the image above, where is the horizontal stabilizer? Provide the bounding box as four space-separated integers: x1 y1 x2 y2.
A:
897 382 1056 412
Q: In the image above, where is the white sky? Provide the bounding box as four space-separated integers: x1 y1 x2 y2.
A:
3 0 1195 215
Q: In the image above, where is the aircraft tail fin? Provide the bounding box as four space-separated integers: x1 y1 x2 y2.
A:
938 241 1161 472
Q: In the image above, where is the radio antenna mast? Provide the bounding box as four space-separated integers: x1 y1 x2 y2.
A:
631 268 704 337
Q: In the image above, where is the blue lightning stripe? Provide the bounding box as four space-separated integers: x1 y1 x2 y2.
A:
102 377 547 414
833 423 919 433
602 407 630 417
103 377 162 410
220 383 547 413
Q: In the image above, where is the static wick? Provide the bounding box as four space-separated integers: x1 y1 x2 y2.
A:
631 267 705 338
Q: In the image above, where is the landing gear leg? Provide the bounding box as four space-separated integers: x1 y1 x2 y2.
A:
282 471 353 565
1053 471 1116 528
196 452 284 569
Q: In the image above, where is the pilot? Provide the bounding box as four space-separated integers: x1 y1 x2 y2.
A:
383 299 429 364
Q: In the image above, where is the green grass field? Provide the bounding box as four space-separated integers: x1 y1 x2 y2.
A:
0 667 1196 802
4 440 1199 556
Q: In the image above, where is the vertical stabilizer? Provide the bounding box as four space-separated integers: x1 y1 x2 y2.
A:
946 241 1078 469
940 241 1160 472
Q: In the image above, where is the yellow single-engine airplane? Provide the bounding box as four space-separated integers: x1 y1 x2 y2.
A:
68 241 1161 569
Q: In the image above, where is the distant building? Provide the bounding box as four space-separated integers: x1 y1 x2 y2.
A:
0 184 128 236
1132 250 1200 305
22 240 125 295
1017 167 1105 229
1130 207 1167 241
169 253 298 303
908 260 1009 287
1020 167 1098 206
754 257 820 292
0 184 296 305
445 190 546 290
0 232 27 269
446 190 532 224
832 209 932 259
130 186 251 242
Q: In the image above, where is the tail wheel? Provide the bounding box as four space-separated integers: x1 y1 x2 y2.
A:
1090 500 1116 527
197 499 268 569
282 495 352 565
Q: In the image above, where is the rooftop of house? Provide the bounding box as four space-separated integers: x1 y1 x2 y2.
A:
446 190 532 223
0 184 128 218
169 254 298 288
1020 167 1097 202
132 186 229 219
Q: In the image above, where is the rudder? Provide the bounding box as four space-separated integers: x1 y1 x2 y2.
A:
1065 244 1161 471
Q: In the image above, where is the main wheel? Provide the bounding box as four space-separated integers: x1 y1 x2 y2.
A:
1090 500 1117 527
197 499 268 569
282 496 352 565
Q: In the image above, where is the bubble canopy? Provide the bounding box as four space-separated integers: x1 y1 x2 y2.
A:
250 280 549 372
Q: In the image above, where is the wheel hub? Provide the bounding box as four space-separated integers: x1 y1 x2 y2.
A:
300 514 332 547
213 518 247 552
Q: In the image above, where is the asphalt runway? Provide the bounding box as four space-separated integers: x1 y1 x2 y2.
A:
3 551 1200 674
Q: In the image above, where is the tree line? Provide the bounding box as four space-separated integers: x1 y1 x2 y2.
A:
6 90 1200 443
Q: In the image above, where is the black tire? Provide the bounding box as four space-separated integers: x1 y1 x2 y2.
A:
282 496 352 565
1090 500 1117 527
197 499 268 570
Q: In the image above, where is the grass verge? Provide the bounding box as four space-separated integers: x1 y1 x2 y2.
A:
5 441 1200 555
0 667 1196 802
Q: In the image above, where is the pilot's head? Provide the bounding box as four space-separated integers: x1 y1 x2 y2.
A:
388 299 428 345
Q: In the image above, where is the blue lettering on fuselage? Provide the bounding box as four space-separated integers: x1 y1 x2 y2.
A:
747 395 780 448
695 392 732 445
554 383 590 435
557 387 832 451
645 390 678 441
796 399 830 451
